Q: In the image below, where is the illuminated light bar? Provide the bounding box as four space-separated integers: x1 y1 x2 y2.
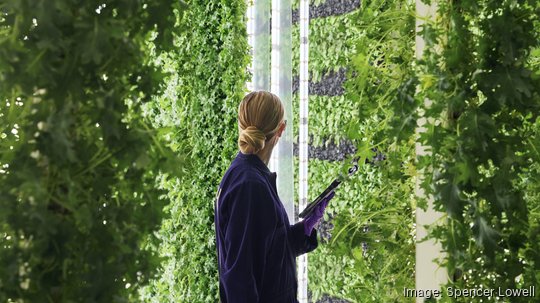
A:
269 0 281 173
297 0 309 301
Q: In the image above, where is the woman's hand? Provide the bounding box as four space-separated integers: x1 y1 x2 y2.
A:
303 191 335 236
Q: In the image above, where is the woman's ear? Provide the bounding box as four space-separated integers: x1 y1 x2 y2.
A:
277 121 286 138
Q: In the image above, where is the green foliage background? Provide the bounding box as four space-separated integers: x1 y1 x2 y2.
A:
416 1 540 301
291 0 418 302
0 0 185 302
2 0 539 302
349 0 540 302
138 1 250 302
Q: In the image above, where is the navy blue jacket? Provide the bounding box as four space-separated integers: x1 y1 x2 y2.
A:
214 152 318 303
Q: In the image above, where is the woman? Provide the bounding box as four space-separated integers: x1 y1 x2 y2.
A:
214 91 335 302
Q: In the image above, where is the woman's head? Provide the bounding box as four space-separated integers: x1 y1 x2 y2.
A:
238 91 285 154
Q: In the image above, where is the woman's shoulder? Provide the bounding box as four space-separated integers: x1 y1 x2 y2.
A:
222 162 268 189
217 167 273 211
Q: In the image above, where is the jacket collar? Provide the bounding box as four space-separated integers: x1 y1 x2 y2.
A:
236 151 270 173
235 152 277 181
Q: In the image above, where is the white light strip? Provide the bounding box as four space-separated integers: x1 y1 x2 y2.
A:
298 0 309 301
246 0 255 92
253 0 270 91
269 0 280 172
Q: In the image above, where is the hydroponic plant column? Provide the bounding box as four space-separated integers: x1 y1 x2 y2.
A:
415 0 448 299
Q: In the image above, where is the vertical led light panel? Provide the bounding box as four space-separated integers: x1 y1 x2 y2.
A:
270 0 294 223
298 0 309 301
253 0 271 91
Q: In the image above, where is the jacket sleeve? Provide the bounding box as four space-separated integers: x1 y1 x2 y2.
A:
288 220 319 257
219 181 278 303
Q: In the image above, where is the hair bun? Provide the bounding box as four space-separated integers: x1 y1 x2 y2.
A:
238 126 266 154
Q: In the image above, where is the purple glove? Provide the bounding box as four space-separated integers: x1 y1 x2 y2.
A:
303 191 335 236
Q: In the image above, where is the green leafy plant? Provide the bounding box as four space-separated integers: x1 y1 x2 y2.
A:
289 0 418 301
342 0 540 301
415 1 540 300
292 11 362 80
138 1 250 302
301 157 416 303
0 0 185 302
292 95 359 146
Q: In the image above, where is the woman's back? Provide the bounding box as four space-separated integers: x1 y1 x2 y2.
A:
215 152 318 303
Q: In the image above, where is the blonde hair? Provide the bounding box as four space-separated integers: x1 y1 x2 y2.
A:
238 91 284 154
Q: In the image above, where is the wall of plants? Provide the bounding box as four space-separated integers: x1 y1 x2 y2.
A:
2 0 539 302
0 1 185 302
294 0 540 302
291 0 417 302
347 1 540 303
138 1 250 302
416 1 540 301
